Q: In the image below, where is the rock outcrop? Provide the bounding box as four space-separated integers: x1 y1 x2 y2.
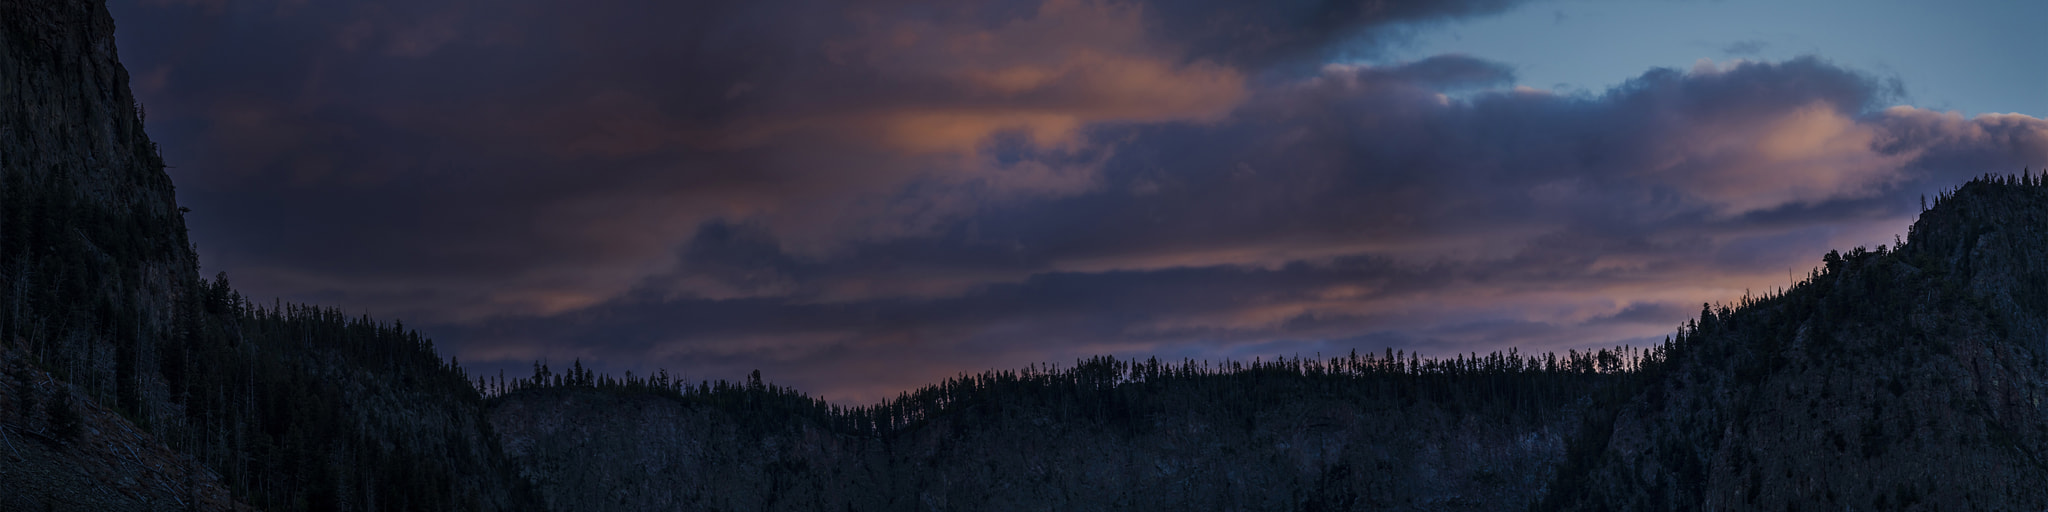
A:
2 2 539 510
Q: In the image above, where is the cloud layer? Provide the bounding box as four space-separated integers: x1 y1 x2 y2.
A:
113 0 2048 401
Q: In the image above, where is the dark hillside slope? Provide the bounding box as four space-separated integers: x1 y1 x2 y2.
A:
490 351 1652 511
1546 176 2048 511
3 348 245 510
1 1 539 509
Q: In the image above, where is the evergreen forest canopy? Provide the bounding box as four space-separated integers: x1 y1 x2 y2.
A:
483 339 1663 439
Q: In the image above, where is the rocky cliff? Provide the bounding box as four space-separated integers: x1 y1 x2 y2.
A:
1 1 538 510
2 0 195 440
1 1 233 508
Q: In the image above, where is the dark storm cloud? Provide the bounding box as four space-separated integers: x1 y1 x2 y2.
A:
109 0 2048 401
1140 0 1522 69
956 57 1895 274
1722 40 1768 56
112 0 1532 320
1362 54 1517 89
479 56 2043 402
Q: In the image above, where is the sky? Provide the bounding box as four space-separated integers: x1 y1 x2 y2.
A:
109 0 2048 403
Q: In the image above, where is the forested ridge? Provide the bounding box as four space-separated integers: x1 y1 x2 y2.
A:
485 344 1659 438
155 276 535 510
481 174 2048 511
486 348 1645 510
1538 173 2048 510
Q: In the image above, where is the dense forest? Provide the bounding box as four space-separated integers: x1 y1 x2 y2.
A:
484 344 1661 438
158 277 535 510
481 341 1676 509
485 347 1656 510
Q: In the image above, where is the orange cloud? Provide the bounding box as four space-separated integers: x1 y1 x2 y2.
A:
824 0 1248 153
1876 107 2048 159
1646 101 1910 215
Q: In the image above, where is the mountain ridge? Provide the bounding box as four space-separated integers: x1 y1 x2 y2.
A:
1547 175 2048 509
480 176 2048 511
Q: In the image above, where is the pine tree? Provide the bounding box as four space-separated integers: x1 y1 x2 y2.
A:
48 388 81 440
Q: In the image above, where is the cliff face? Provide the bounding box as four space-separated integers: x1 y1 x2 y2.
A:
0 1 229 508
2 0 195 438
1 2 539 510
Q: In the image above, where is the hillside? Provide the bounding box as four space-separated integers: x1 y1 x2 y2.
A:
1545 177 2048 510
489 353 1642 510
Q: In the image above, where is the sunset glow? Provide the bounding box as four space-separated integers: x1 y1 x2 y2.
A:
112 0 2048 402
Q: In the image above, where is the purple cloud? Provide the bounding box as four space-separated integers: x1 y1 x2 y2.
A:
108 0 2048 401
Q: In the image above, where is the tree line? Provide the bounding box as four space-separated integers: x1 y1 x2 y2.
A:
486 341 1673 439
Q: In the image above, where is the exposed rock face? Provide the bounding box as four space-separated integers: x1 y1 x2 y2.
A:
2 0 195 435
2 2 539 510
0 1 232 509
